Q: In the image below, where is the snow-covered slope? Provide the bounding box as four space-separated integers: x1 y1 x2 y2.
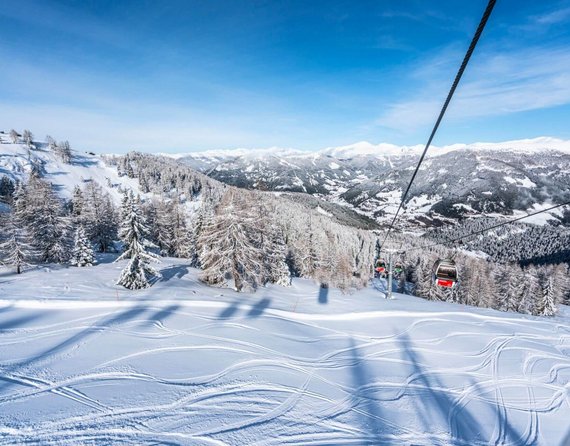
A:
0 135 140 202
0 257 569 445
177 137 570 227
0 134 378 231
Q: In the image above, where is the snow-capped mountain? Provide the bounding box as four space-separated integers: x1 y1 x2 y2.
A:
177 137 570 227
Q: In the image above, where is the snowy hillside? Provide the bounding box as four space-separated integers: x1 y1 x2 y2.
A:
0 133 140 202
0 133 376 232
177 137 570 227
0 257 569 445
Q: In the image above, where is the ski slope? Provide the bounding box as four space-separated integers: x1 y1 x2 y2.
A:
0 137 140 202
0 258 569 445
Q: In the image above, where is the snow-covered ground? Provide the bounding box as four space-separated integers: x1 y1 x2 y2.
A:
0 258 569 445
0 138 140 202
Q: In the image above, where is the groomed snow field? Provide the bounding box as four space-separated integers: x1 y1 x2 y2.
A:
0 257 569 445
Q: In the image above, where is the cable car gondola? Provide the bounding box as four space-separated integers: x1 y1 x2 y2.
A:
374 258 386 277
433 259 458 288
394 262 403 275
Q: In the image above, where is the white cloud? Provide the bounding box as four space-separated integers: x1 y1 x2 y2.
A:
0 102 282 153
532 6 570 25
377 45 570 132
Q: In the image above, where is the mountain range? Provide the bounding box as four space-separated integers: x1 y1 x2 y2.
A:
175 137 570 228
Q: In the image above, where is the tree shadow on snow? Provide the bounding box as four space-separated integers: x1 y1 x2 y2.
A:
347 337 396 444
0 268 17 278
371 278 396 297
397 333 524 445
0 312 45 331
218 298 244 320
160 265 189 282
247 298 270 318
71 155 98 167
140 304 180 327
560 426 570 446
0 305 148 393
318 284 329 304
0 306 13 315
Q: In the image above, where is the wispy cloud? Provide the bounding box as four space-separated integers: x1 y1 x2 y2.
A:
377 45 570 132
0 0 132 50
0 101 289 153
532 6 570 25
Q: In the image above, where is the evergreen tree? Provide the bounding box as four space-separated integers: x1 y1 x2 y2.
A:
71 225 96 267
188 204 211 267
538 273 557 316
397 270 407 294
261 215 291 287
55 140 72 163
82 181 117 252
9 129 19 144
0 215 32 274
413 257 432 298
16 176 69 263
170 198 194 259
46 135 57 150
520 267 541 315
507 265 526 313
22 129 33 148
492 263 510 311
71 185 84 220
115 195 160 289
0 176 15 204
198 189 266 291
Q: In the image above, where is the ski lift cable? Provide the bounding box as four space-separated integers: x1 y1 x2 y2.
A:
402 200 570 255
379 0 497 251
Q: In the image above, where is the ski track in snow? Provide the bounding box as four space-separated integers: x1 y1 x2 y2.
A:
0 265 569 445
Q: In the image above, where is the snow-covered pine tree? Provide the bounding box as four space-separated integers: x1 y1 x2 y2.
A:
462 259 480 307
119 190 133 245
9 129 19 144
413 257 432 298
505 265 525 312
22 129 33 148
538 272 557 316
198 189 265 291
0 176 15 204
71 185 84 220
295 215 322 279
56 140 72 163
492 263 510 311
16 176 70 263
156 199 176 256
46 135 56 150
115 194 160 289
259 202 291 287
187 205 207 267
71 225 96 267
397 271 407 294
82 181 117 252
0 214 32 274
478 265 496 308
520 267 541 315
126 162 135 178
170 198 194 259
553 264 570 306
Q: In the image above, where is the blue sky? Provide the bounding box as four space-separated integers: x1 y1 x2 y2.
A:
1 0 570 153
